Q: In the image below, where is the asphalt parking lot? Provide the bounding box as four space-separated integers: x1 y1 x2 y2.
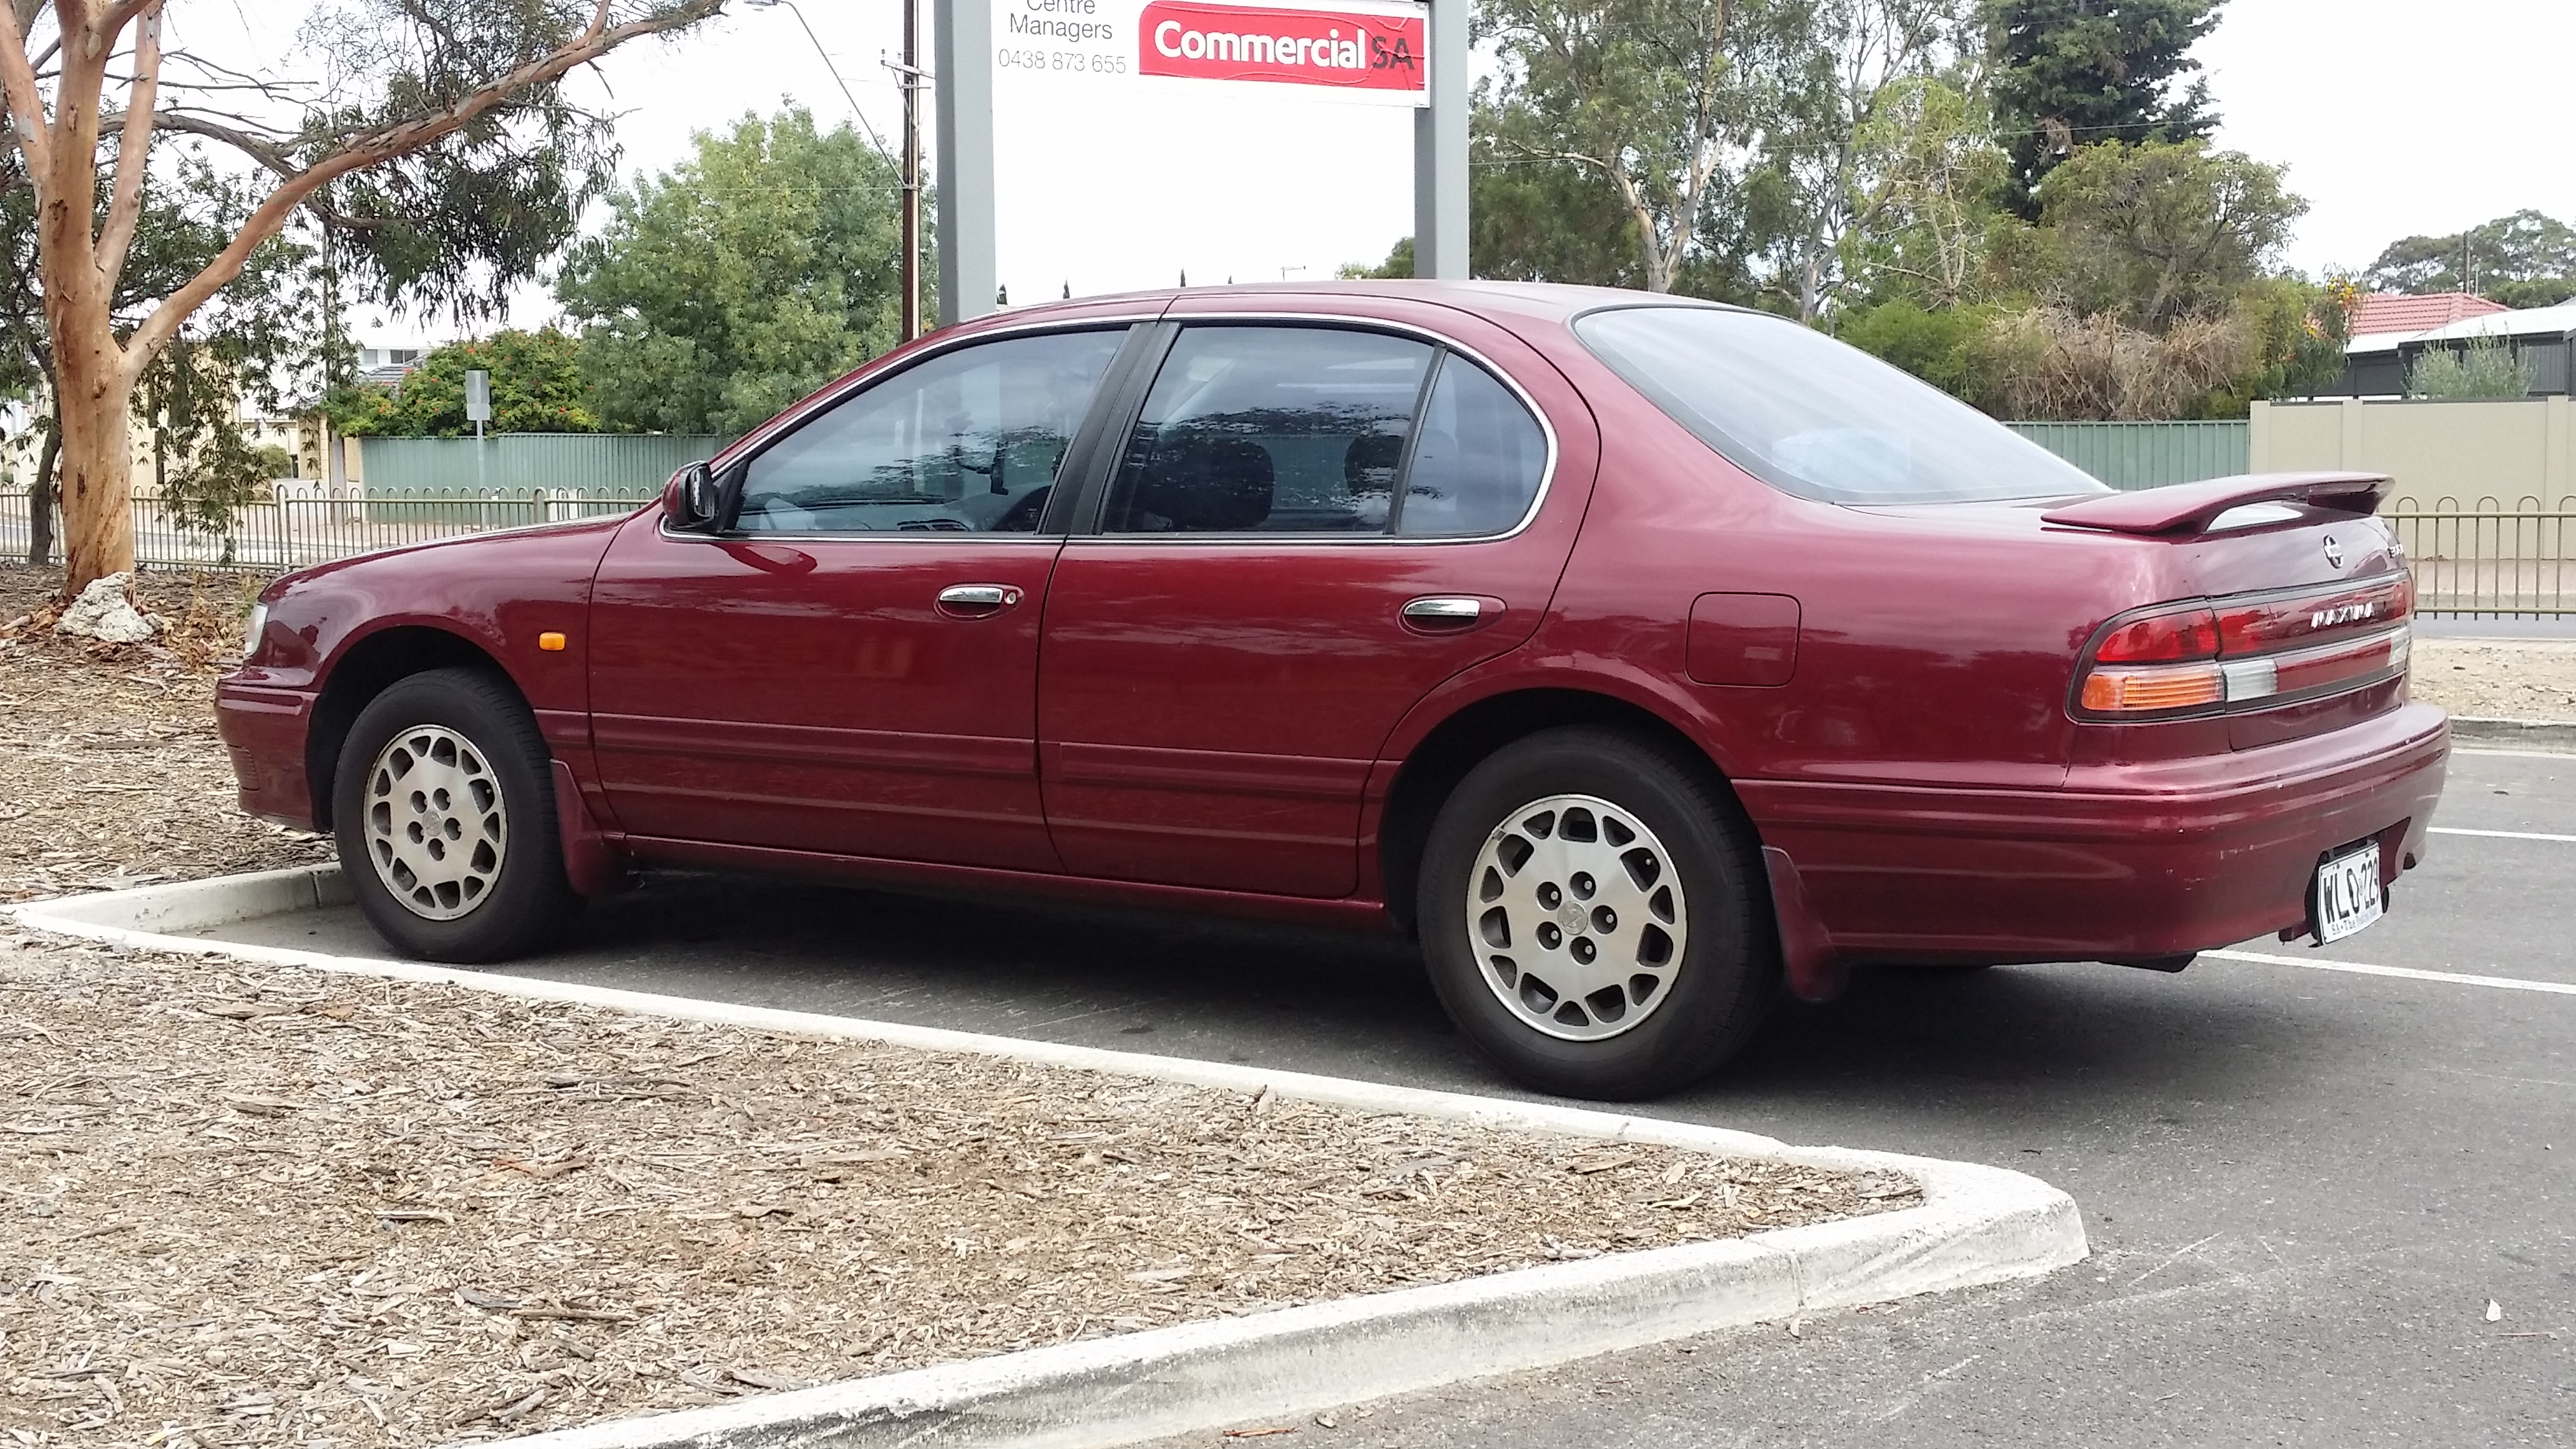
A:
199 747 2575 1447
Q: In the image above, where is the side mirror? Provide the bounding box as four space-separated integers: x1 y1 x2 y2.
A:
670 461 720 531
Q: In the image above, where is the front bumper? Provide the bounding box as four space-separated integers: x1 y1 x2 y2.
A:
1740 703 2451 964
215 677 319 830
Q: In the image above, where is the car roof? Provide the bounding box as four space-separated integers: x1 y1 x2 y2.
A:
973 279 1740 330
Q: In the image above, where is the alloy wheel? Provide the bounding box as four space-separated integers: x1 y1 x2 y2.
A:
363 724 507 920
1463 793 1689 1042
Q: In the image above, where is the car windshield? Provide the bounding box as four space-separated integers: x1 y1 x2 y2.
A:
1574 306 2109 505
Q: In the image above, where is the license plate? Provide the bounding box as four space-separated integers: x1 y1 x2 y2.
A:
2311 841 2384 945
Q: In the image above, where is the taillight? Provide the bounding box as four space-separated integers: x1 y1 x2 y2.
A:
2075 576 2413 720
2095 607 2218 663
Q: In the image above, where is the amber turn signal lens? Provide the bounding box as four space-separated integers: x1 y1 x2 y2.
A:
2079 663 2225 713
538 632 567 651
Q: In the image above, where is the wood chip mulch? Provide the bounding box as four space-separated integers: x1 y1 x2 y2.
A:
0 940 1920 1447
0 566 328 904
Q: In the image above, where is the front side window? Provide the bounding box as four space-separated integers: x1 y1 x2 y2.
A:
735 328 1127 534
1574 306 2108 505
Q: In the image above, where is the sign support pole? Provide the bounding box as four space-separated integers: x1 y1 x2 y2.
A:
934 0 998 326
1413 0 1467 280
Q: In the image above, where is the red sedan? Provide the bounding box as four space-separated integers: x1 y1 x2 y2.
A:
218 283 2446 1098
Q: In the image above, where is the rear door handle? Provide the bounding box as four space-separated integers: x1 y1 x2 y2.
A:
1400 596 1498 632
937 583 1024 615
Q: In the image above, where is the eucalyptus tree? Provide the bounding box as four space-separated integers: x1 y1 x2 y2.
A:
1476 0 1752 295
0 0 730 597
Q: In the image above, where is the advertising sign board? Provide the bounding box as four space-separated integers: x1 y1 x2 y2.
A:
939 0 1461 320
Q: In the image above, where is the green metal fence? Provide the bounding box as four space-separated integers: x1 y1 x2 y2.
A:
2005 420 2250 490
353 434 730 499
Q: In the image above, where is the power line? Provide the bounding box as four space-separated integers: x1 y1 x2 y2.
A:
741 0 899 169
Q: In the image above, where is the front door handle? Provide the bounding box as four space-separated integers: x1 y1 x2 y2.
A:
937 583 1024 616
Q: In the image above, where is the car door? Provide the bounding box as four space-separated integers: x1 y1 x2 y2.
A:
1037 308 1593 897
586 323 1141 871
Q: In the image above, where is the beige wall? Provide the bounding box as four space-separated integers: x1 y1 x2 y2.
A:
2251 396 2576 509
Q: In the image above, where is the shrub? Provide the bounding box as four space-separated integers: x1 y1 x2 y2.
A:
1969 306 2253 421
2407 335 2535 400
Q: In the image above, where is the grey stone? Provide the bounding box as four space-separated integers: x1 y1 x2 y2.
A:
55 572 157 644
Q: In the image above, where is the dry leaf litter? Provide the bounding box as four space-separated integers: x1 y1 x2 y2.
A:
0 564 1916 1445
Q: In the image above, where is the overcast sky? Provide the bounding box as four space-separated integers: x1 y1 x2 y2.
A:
166 0 2576 339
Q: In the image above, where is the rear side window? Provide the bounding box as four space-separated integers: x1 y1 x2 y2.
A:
1574 306 2107 505
1103 325 1548 537
1400 354 1549 537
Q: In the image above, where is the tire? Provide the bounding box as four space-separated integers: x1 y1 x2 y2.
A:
1417 727 1778 1100
332 667 583 962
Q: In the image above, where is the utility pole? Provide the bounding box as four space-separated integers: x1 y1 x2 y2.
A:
900 0 923 341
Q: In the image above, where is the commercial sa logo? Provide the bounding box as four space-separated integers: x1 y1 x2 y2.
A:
1139 1 1426 96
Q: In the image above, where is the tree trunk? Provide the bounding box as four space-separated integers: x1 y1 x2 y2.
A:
27 411 59 567
55 339 139 595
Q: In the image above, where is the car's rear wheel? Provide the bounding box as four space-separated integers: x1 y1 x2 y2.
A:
1417 727 1777 1100
333 668 582 962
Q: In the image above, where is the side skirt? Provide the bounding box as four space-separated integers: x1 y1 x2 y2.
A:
618 834 1402 934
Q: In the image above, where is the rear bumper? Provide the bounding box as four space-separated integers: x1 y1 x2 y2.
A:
1740 704 2450 964
215 678 318 830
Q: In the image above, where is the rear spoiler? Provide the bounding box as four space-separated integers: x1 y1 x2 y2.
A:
2040 472 2392 537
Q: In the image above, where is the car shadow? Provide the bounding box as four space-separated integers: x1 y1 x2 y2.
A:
524 872 2329 1139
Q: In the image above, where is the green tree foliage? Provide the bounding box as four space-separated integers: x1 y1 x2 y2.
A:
2008 139 2301 331
1817 74 2009 312
139 338 293 555
1983 0 2223 216
3 144 320 557
1467 144 1651 287
1842 139 2336 419
2408 335 2537 400
328 329 600 437
1834 298 1998 399
1476 0 1752 293
2362 210 2576 310
1748 0 1963 319
1339 134 1649 288
555 109 915 437
5 0 728 595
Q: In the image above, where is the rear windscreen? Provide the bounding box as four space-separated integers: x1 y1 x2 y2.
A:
1574 306 2110 505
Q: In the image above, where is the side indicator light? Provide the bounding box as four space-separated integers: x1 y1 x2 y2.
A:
538 632 568 651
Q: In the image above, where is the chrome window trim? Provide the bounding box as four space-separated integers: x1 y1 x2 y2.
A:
656 518 1066 546
1083 310 1563 548
713 312 1167 472
685 305 1561 548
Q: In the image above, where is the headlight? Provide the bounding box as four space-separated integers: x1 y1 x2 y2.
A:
243 602 268 659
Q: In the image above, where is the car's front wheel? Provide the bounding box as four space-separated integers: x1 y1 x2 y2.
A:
1418 728 1777 1100
333 668 582 962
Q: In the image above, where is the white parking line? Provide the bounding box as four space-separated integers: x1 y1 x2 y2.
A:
2206 948 2576 997
2449 746 2576 761
2429 826 2576 844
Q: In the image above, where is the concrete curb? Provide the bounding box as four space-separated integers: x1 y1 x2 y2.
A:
12 867 2089 1449
2447 716 2576 753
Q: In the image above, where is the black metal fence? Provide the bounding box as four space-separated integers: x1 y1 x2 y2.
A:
2383 494 2576 618
0 487 650 573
